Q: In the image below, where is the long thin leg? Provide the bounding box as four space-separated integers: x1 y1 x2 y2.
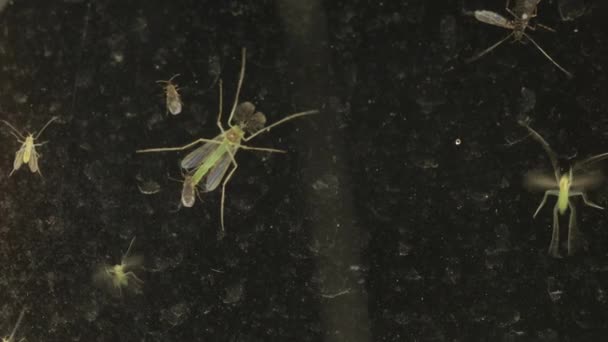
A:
227 47 247 127
238 144 286 153
123 237 137 259
218 150 239 239
505 0 515 18
136 138 222 153
518 121 561 183
34 116 58 139
549 203 561 257
533 190 554 218
465 32 514 64
242 110 319 142
8 307 26 341
570 191 604 210
567 200 579 256
216 79 226 133
523 33 573 78
1 120 26 140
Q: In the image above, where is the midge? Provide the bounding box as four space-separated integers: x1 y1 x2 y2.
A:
519 120 608 257
1 116 58 176
157 74 183 115
93 237 144 297
468 0 572 77
2 307 26 342
137 48 318 236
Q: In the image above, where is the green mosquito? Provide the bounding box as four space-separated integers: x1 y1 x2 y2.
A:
519 120 608 257
137 48 318 235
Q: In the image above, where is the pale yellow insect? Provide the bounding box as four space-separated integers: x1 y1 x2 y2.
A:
1 307 26 342
157 74 183 115
1 116 58 176
94 237 144 297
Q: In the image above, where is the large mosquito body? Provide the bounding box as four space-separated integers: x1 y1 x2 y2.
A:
469 0 572 77
137 48 318 236
519 121 608 257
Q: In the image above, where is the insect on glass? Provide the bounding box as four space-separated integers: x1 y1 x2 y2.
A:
157 74 183 115
137 48 318 236
93 237 143 297
1 116 58 176
468 0 572 77
519 120 608 257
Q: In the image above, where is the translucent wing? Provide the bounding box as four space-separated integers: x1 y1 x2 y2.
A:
180 134 222 171
474 10 514 29
572 170 605 191
524 170 558 191
28 149 39 173
13 146 25 171
204 145 237 191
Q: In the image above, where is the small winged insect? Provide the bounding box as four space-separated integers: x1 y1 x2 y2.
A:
1 307 26 342
1 116 58 176
94 237 144 297
519 120 608 257
137 48 318 236
157 74 183 115
468 0 572 77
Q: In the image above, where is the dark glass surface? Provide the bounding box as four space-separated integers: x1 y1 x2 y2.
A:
0 0 607 341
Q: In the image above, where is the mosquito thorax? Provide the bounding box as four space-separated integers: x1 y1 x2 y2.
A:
226 126 245 143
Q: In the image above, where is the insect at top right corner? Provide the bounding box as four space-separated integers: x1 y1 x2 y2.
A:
137 47 319 237
517 120 608 258
467 0 573 78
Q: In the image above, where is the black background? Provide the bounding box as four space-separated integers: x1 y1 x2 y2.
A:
1 0 607 341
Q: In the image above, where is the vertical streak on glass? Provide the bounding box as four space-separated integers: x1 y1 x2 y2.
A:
278 1 371 341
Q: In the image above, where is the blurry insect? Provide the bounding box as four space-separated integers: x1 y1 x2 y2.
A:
137 48 318 236
157 74 183 115
519 120 608 257
1 116 58 176
468 0 572 77
1 307 26 342
94 237 144 297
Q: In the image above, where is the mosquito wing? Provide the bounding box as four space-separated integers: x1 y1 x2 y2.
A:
572 170 605 191
180 134 223 171
474 10 515 29
524 170 558 190
204 145 237 192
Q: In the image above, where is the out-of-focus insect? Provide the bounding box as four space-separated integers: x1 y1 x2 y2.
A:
137 48 318 236
468 0 572 78
1 307 26 342
157 74 183 115
1 116 58 176
94 237 144 297
519 120 608 257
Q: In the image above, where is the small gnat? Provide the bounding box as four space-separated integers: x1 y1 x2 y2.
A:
1 116 58 176
94 237 144 297
157 74 183 115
